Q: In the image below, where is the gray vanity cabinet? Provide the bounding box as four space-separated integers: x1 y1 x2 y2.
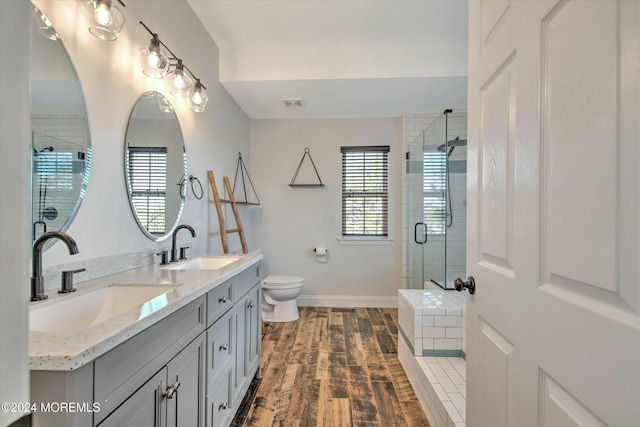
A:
30 260 262 427
166 333 206 426
231 284 261 406
98 333 205 427
206 262 262 427
97 368 167 427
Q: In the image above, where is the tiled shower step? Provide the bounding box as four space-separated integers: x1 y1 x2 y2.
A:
399 337 467 427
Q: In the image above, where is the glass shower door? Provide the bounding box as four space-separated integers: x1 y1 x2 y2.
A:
407 133 426 289
406 115 447 289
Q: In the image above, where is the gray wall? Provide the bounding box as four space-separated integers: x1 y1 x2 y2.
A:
250 118 403 306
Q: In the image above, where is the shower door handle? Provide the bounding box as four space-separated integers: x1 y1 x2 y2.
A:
414 222 427 244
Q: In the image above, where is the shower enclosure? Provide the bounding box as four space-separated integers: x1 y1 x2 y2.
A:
406 110 467 290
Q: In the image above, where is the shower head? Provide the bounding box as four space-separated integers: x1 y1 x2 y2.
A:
34 147 54 156
437 138 467 156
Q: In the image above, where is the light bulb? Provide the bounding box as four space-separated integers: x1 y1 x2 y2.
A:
81 0 124 41
173 73 186 89
188 80 208 112
94 2 113 26
191 91 203 105
147 51 161 68
167 60 193 98
140 35 169 79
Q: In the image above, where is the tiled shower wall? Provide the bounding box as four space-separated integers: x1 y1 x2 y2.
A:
402 113 467 289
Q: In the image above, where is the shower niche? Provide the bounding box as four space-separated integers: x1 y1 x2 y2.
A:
406 110 467 290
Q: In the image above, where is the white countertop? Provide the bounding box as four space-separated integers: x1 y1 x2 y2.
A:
29 253 263 371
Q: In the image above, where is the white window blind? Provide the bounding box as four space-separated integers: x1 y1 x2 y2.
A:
341 146 390 237
127 146 167 235
33 151 77 223
423 152 446 234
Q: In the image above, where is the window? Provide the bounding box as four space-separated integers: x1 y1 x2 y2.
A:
341 145 390 237
33 151 78 224
127 146 167 235
423 151 446 234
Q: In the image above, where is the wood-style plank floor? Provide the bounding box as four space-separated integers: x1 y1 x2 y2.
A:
232 307 430 427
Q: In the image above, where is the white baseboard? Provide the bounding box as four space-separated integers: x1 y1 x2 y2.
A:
297 295 397 308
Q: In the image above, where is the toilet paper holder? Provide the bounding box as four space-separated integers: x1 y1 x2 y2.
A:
313 248 328 253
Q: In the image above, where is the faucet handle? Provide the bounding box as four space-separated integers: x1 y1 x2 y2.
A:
59 268 85 294
156 250 169 265
179 246 189 260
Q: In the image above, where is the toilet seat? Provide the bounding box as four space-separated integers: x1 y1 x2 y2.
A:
263 275 304 289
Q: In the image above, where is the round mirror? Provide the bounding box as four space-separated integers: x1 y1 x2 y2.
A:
124 91 187 241
30 4 92 245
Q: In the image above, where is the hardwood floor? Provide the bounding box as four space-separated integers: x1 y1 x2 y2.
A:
232 307 430 427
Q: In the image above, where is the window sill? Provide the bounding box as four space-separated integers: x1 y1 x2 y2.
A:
338 238 393 246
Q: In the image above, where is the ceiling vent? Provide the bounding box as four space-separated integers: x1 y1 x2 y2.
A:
281 98 305 108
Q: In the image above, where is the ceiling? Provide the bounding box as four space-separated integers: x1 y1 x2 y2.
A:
188 0 469 119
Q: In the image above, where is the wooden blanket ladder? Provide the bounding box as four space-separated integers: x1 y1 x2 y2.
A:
207 170 248 254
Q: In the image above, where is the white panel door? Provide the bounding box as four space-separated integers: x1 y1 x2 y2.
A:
466 1 640 426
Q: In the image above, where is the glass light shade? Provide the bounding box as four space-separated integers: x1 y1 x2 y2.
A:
81 0 125 41
166 62 193 98
188 81 208 112
157 93 174 113
32 5 60 40
140 36 169 79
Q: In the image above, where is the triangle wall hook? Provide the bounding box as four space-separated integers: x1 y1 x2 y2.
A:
289 148 325 187
232 152 260 205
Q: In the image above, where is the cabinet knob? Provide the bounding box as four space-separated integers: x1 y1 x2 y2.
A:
219 401 228 410
219 343 228 351
219 295 230 303
163 381 181 399
248 300 256 308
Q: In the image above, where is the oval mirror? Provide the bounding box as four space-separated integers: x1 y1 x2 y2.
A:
30 4 92 246
124 91 187 241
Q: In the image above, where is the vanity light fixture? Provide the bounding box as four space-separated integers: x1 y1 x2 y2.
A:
139 21 208 112
166 59 193 98
140 34 169 78
188 79 209 112
81 0 125 41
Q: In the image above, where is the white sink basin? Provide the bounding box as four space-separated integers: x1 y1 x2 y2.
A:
162 255 243 271
30 285 177 333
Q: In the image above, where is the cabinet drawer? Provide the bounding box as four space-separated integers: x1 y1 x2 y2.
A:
206 361 234 427
94 296 206 425
232 262 261 302
206 310 233 386
207 279 233 326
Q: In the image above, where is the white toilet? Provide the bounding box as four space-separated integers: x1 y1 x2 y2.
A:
261 275 304 322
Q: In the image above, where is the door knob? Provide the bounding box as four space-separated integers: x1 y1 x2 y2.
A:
454 276 476 295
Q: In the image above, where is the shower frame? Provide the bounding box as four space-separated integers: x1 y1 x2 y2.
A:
406 109 467 290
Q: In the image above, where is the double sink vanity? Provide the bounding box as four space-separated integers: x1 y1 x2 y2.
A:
29 253 263 427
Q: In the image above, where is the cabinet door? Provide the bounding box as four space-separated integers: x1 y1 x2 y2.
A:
245 286 261 377
206 361 234 427
231 298 246 405
231 285 261 405
98 368 166 427
166 333 206 427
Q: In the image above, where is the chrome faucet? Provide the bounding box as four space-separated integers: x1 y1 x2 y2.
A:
171 224 196 262
31 231 79 301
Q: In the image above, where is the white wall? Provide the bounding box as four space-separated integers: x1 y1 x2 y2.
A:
250 118 402 307
1 2 31 425
31 0 251 270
